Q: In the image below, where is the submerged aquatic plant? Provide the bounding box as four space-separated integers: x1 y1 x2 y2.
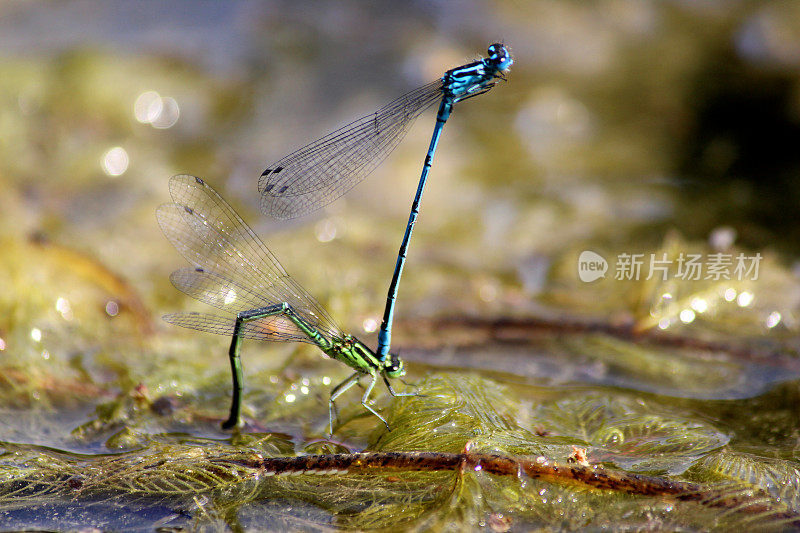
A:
1 374 800 530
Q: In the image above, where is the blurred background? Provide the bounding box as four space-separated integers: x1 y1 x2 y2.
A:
2 0 800 439
5 1 800 528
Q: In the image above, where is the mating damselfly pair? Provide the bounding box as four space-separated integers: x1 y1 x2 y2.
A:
158 44 513 433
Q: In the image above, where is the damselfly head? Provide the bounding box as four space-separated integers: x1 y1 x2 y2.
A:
487 43 513 72
383 353 405 378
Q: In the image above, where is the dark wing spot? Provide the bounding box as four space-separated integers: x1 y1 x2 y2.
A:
261 168 272 177
264 182 274 192
273 166 284 173
184 206 194 215
194 176 204 185
195 267 204 272
278 185 289 194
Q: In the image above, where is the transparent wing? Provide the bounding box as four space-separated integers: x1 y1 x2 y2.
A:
258 79 444 219
169 266 281 314
163 312 317 344
157 174 341 339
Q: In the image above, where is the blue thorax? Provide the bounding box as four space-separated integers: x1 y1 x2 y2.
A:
443 43 513 101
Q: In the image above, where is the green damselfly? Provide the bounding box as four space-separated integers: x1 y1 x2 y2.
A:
157 175 408 432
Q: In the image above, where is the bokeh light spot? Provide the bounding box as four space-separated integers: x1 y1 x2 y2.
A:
737 291 754 307
151 96 180 129
134 90 163 123
102 147 129 177
105 300 120 317
224 289 237 305
362 317 378 333
690 298 708 313
315 219 337 242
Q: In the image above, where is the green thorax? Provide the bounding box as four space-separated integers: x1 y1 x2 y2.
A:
323 335 405 379
324 335 382 373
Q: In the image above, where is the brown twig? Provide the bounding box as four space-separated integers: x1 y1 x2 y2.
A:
228 451 798 523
